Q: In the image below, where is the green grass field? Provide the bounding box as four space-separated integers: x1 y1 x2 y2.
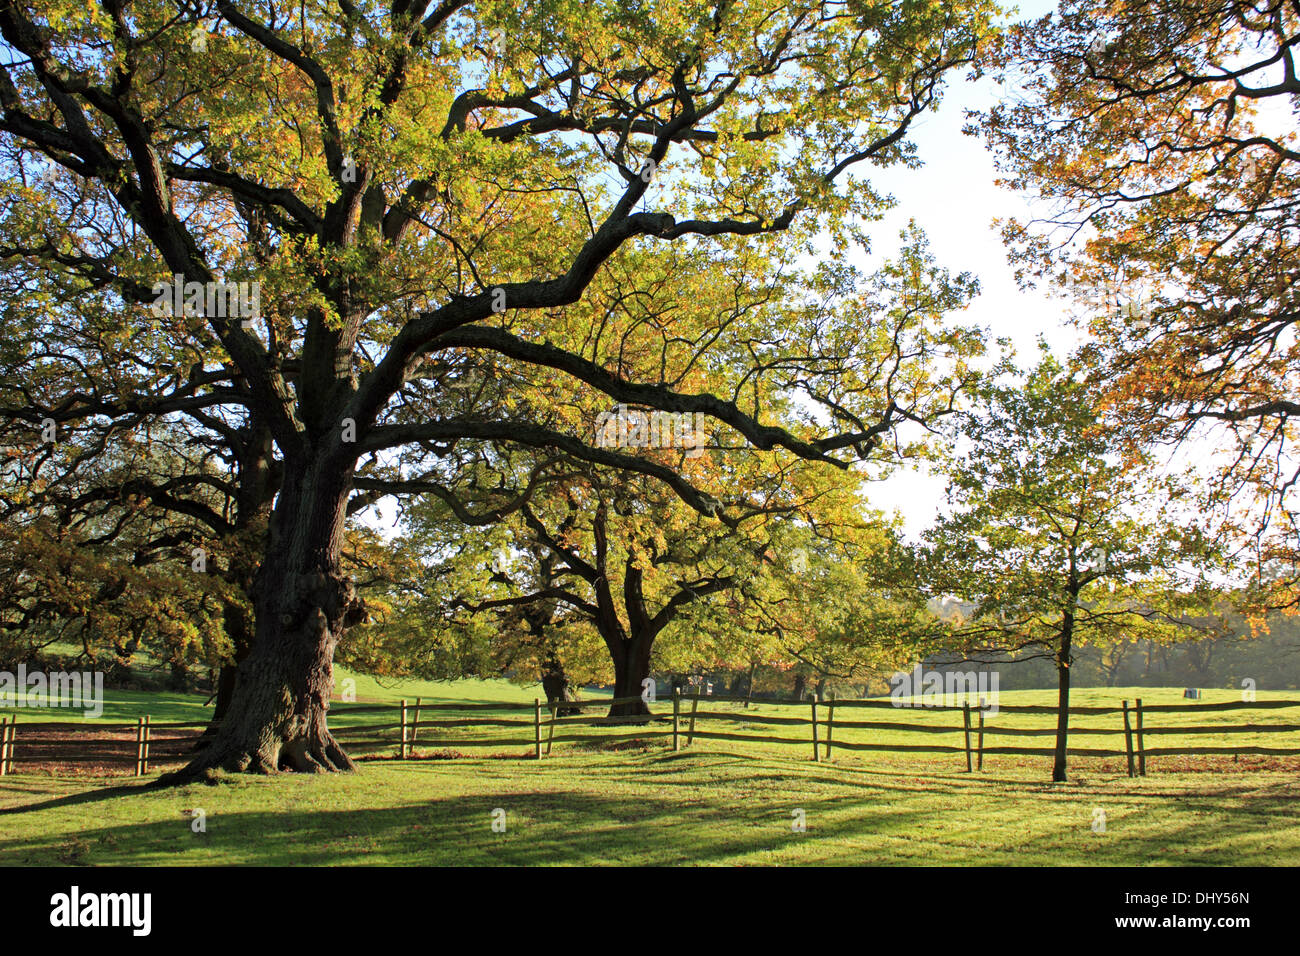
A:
1 751 1296 866
1 679 1297 866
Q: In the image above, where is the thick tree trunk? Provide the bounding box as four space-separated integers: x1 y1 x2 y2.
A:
205 665 238 729
541 655 580 717
196 427 275 751
164 460 363 782
607 635 653 720
167 568 362 779
195 601 253 750
792 672 807 701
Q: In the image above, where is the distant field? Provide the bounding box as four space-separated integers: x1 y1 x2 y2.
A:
2 679 1298 778
0 671 554 724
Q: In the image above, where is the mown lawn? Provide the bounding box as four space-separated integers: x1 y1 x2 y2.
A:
1 681 1297 865
0 749 1296 866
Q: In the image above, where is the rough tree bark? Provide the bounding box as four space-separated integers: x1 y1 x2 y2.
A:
195 424 277 751
540 654 581 717
165 458 364 781
607 632 654 720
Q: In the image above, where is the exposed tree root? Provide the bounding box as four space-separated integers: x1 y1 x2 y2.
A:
156 730 355 787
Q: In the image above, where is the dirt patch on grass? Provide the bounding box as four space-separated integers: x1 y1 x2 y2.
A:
0 721 205 777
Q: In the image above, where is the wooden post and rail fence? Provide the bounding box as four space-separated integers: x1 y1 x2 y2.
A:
2 692 1299 777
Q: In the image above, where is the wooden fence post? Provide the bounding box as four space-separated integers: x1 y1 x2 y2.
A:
686 691 699 747
977 708 985 772
412 697 422 749
533 698 542 759
399 699 408 759
810 694 820 762
1122 700 1135 777
143 715 151 775
0 717 7 777
673 688 681 752
6 716 13 775
1136 697 1147 776
825 698 835 762
962 702 973 773
134 716 144 777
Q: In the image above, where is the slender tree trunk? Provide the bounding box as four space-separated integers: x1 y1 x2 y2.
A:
1052 618 1074 783
165 459 363 781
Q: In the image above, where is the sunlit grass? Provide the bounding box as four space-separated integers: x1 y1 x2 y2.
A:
0 749 1295 866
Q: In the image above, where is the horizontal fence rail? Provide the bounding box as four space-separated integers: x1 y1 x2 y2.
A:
2 691 1299 777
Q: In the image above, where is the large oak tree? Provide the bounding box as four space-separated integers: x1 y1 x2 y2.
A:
0 0 996 777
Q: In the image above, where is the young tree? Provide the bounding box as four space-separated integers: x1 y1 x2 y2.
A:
922 355 1225 782
0 0 997 777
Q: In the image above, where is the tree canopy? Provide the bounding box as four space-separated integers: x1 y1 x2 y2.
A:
984 0 1300 610
0 0 1000 776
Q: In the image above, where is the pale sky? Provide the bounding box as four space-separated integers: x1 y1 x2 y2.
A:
856 42 1078 540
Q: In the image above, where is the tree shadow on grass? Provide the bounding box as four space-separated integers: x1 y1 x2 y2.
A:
4 777 1290 866
0 781 153 817
0 787 929 867
3 751 1296 866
